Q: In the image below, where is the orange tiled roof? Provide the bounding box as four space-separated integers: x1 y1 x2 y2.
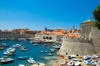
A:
35 30 40 31
65 33 80 38
53 32 64 35
43 31 51 34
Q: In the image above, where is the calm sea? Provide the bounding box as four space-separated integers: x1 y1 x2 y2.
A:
0 39 58 66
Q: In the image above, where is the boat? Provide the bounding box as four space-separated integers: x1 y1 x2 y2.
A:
0 43 9 47
0 58 13 63
33 44 38 46
30 62 46 66
3 51 15 56
50 49 56 51
55 46 60 49
87 55 98 58
44 44 49 46
67 62 74 66
27 58 36 64
21 48 28 51
18 56 27 60
13 44 21 48
41 50 47 53
47 53 54 56
0 47 4 50
16 64 25 66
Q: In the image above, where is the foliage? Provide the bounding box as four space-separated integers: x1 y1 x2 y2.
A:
92 4 100 30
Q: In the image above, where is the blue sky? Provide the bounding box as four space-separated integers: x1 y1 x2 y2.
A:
0 0 100 30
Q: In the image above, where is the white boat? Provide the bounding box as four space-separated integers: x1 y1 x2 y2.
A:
27 58 36 64
33 44 38 46
41 50 47 53
67 62 74 66
87 55 98 58
13 44 21 48
0 58 13 63
47 53 54 56
55 46 60 49
21 48 28 51
16 64 25 66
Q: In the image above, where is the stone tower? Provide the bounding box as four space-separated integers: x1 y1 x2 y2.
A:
72 26 75 33
80 19 94 39
44 26 47 31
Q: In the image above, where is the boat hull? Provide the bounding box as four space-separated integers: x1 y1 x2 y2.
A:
1 59 13 63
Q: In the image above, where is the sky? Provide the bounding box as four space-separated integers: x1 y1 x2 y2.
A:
0 0 100 31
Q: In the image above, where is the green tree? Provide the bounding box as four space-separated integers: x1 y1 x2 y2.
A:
92 4 100 30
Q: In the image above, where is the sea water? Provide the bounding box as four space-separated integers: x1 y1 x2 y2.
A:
0 39 59 66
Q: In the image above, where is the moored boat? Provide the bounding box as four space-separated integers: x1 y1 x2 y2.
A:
41 50 47 53
33 44 38 46
0 58 13 63
27 58 36 64
18 56 28 60
47 53 54 56
16 64 25 66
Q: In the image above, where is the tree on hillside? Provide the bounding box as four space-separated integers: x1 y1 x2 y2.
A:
92 4 100 30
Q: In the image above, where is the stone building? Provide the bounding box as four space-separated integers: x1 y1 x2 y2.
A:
59 19 97 55
80 19 94 39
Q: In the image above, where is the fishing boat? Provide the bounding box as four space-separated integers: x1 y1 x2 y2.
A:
41 50 47 53
0 58 13 63
16 64 25 66
18 56 27 60
27 58 36 64
33 44 38 46
47 53 54 56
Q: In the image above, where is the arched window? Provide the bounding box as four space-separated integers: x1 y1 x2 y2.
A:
49 37 52 40
46 37 48 39
43 37 45 39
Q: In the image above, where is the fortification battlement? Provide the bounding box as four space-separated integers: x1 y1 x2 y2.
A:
63 36 93 43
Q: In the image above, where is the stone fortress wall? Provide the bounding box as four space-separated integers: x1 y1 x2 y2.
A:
59 19 100 55
0 34 34 38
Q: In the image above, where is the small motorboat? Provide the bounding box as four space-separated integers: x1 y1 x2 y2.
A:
33 44 38 46
21 48 28 51
13 44 21 48
41 50 47 53
0 58 13 63
47 53 54 56
0 43 9 47
67 62 74 66
27 58 36 64
16 64 25 66
30 62 46 66
44 44 49 46
18 56 28 60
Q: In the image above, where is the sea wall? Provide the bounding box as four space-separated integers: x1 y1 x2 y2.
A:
0 34 34 38
59 36 96 55
90 27 100 54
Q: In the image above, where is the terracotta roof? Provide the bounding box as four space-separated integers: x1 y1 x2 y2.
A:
81 19 94 23
35 30 40 31
43 31 51 34
53 32 64 35
65 33 80 38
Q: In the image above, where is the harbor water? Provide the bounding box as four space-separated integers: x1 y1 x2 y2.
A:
0 39 59 66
